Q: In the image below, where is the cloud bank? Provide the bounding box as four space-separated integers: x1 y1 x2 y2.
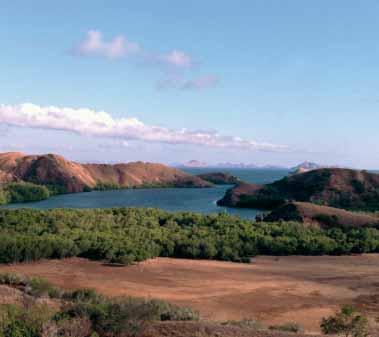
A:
0 103 287 152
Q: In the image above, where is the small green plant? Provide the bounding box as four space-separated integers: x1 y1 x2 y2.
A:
269 322 303 333
222 319 263 331
321 305 370 337
26 277 60 298
0 273 25 286
0 303 53 337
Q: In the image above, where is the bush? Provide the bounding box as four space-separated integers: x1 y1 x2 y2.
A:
321 305 370 337
3 182 50 204
26 277 60 298
0 303 53 337
0 273 25 286
222 319 263 330
64 288 102 303
0 190 7 206
312 214 340 227
269 322 303 333
0 273 61 299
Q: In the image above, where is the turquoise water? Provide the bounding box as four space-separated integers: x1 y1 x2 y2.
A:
3 169 288 219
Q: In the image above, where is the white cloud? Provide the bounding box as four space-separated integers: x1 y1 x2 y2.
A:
76 30 141 59
0 103 287 152
161 50 194 69
73 30 219 89
75 30 194 68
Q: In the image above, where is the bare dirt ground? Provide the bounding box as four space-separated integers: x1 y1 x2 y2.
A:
0 255 378 334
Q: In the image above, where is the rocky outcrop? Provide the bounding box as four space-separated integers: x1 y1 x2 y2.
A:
196 172 241 185
263 201 379 228
0 152 212 193
218 168 379 211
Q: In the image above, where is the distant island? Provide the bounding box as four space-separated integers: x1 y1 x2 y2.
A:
177 159 324 171
178 159 287 169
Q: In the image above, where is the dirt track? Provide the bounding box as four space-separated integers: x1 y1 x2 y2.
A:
1 255 378 334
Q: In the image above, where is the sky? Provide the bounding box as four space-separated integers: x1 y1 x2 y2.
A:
1 1 379 168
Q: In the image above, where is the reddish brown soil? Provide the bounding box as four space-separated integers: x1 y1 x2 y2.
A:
1 255 379 334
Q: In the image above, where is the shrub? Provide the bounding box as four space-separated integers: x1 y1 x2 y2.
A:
269 322 303 333
4 182 50 204
0 304 53 337
321 305 370 337
312 214 340 227
222 319 263 330
64 288 102 303
0 190 7 206
0 273 25 287
26 277 60 298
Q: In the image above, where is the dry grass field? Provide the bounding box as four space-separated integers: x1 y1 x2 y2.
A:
0 255 378 334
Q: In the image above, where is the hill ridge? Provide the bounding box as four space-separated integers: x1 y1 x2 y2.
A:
0 152 211 193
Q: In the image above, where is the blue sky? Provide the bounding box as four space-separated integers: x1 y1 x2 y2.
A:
1 1 379 168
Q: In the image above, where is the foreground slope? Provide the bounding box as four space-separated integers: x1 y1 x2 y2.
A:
218 168 379 211
2 255 378 334
0 152 211 193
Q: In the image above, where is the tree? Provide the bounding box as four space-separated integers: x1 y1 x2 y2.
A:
320 305 369 337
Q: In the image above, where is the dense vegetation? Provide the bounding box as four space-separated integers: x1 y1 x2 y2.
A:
0 208 378 265
0 273 198 337
0 183 50 205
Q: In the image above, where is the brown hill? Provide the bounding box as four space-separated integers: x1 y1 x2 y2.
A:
0 152 211 193
263 201 379 228
218 168 379 211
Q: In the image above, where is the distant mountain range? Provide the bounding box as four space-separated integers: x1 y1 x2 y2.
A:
177 160 324 171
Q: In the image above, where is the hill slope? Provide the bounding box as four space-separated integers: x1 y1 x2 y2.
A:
0 152 211 193
218 168 379 211
263 201 379 228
